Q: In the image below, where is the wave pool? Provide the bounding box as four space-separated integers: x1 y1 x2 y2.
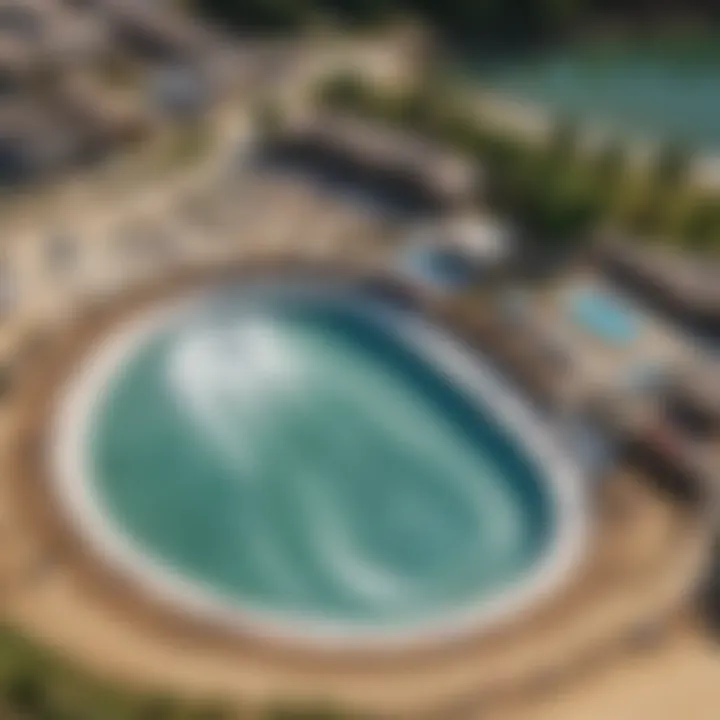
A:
52 281 585 647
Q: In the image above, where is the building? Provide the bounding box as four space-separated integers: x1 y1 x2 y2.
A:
596 238 720 335
0 83 147 186
0 0 108 81
264 114 481 215
94 0 216 62
0 101 75 184
399 215 514 292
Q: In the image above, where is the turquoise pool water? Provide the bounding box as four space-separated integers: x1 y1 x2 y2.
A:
401 246 475 290
569 286 640 346
468 36 720 150
57 283 581 642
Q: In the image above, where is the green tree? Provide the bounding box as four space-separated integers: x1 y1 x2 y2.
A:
513 168 601 247
137 695 181 720
592 138 627 206
631 144 692 238
681 197 720 250
315 0 397 25
194 0 718 47
544 116 581 170
316 71 368 111
4 667 47 717
625 195 661 237
652 143 692 192
394 85 442 131
263 702 350 719
190 698 238 719
196 0 311 31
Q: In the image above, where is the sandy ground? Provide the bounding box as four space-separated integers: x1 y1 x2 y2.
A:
507 615 720 720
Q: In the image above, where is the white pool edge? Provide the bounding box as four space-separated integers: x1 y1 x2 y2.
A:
49 282 589 652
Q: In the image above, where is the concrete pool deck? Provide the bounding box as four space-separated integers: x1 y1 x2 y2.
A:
0 259 712 718
506 613 720 720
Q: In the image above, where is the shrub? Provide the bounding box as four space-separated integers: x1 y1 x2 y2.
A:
263 703 351 719
3 667 47 717
544 116 580 170
253 101 287 140
681 196 720 250
592 138 627 206
316 71 369 111
651 143 692 191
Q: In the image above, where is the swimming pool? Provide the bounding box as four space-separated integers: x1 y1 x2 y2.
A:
52 281 584 647
464 36 720 151
401 246 475 291
568 286 641 346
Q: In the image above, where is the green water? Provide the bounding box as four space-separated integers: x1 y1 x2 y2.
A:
86 287 554 629
471 36 720 150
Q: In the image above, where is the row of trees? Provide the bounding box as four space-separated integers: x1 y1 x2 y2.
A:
0 627 354 720
195 0 720 43
317 71 720 252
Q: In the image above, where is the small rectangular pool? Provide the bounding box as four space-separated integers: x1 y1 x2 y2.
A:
567 286 641 346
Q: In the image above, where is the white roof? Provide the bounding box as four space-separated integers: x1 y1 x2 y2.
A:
408 216 513 264
449 217 513 260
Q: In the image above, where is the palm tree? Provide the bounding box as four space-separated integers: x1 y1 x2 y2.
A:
593 138 627 207
681 197 720 251
543 116 580 173
652 143 692 192
639 143 693 238
527 116 581 216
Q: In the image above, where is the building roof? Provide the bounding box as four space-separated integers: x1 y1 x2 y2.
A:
409 215 513 265
443 216 513 262
0 0 107 72
672 363 720 420
0 89 138 175
0 99 73 150
97 0 214 58
282 114 480 207
598 238 720 314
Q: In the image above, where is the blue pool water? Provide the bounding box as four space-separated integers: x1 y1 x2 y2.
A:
569 287 641 346
56 282 581 641
402 246 475 290
466 36 720 150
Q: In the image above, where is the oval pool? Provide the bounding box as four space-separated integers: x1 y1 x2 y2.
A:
52 281 585 647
